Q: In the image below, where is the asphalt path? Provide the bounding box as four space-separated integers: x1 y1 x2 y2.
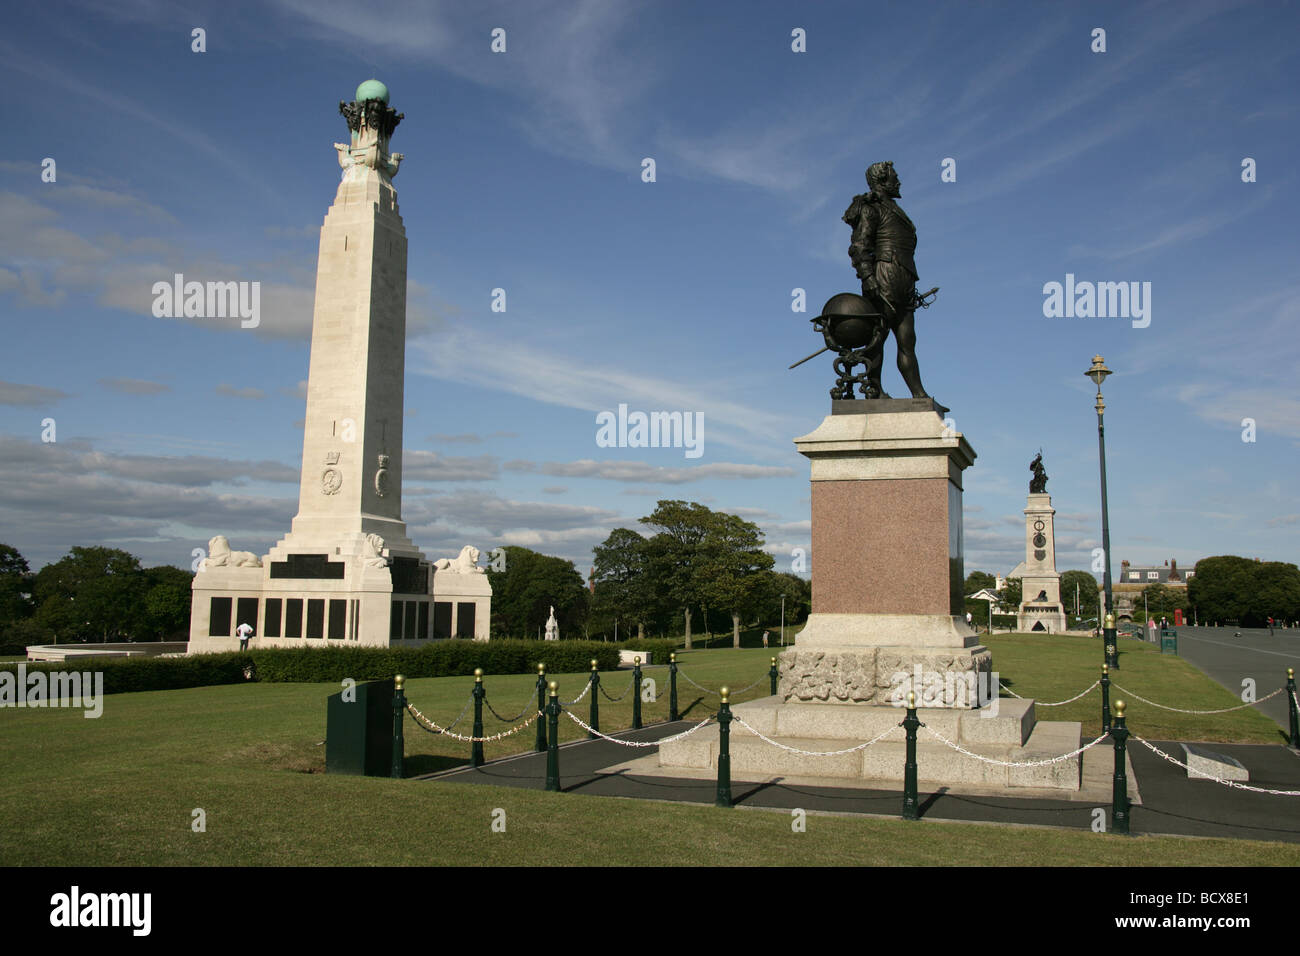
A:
1143 626 1300 736
422 720 1300 843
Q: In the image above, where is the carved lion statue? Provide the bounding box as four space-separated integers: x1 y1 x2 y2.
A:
433 545 484 574
204 535 262 569
361 533 388 568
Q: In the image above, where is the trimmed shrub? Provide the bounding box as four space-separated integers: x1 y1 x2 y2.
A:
0 641 621 696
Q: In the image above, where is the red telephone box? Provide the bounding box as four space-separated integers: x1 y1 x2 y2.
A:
1174 609 1183 626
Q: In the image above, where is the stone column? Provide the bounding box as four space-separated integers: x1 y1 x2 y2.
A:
780 399 990 707
1016 493 1067 633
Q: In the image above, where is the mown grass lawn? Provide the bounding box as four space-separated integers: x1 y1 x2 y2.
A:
1 637 1294 866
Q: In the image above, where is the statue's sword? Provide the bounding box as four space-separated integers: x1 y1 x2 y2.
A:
788 287 939 370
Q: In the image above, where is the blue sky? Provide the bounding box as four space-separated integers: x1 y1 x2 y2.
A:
2 0 1298 582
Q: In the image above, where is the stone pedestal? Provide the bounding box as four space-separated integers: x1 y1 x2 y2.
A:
1014 492 1067 634
650 401 1083 792
784 399 989 705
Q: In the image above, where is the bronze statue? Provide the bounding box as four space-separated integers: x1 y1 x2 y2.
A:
1029 451 1048 493
843 162 934 400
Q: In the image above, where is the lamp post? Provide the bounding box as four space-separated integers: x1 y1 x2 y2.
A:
780 594 785 646
1087 355 1119 670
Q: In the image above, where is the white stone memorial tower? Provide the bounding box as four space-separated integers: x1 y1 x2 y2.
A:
1011 455 1067 633
187 80 490 651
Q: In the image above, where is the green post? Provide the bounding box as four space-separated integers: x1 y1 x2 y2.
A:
1104 612 1119 670
1100 664 1111 733
715 686 733 808
391 674 406 779
632 657 643 730
471 668 485 768
1110 700 1131 835
669 652 679 722
545 681 560 792
535 663 548 753
1287 668 1299 748
769 656 778 696
902 691 920 820
588 659 600 739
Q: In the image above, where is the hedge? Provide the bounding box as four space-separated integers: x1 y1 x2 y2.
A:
0 641 623 697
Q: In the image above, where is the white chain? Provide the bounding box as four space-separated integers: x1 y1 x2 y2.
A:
920 725 1109 767
678 671 768 697
1112 683 1284 714
406 702 540 742
999 680 1099 706
1132 735 1300 796
560 710 715 747
560 681 592 706
730 714 901 756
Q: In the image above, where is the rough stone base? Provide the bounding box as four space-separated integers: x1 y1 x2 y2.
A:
778 646 992 708
656 696 1082 791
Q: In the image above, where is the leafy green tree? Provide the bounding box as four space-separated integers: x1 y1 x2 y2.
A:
999 576 1022 609
1249 561 1300 626
591 528 661 639
963 570 996 595
640 501 714 649
1059 570 1100 619
1137 582 1189 622
485 546 588 639
754 571 810 633
33 547 146 642
1188 556 1257 625
141 566 194 640
695 511 775 648
0 543 35 625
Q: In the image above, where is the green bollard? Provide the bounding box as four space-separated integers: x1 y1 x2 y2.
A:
587 659 601 739
1110 700 1131 835
669 652 679 722
902 690 920 820
769 656 778 696
715 686 733 808
471 668 485 768
1100 664 1111 734
1287 668 1298 748
545 682 561 792
632 657 643 730
535 663 548 753
391 674 406 779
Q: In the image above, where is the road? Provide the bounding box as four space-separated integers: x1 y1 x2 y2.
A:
1149 626 1300 733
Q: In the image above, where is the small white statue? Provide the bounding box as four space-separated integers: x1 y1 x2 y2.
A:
433 545 485 574
202 535 262 569
544 605 559 641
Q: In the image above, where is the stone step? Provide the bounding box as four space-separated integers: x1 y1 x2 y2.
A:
657 717 1083 791
727 695 1036 747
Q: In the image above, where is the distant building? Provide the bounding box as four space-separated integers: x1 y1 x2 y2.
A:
1116 558 1194 591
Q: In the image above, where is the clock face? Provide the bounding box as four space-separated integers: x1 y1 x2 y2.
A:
1033 519 1045 532
321 468 342 495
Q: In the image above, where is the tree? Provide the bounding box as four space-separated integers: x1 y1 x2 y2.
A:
1137 582 1189 622
591 528 661 639
999 576 1022 609
485 546 588 639
1059 570 1100 619
33 547 146 642
754 571 810 633
640 501 714 649
0 543 35 626
1188 556 1257 625
141 566 194 640
695 511 775 648
963 570 996 595
1249 561 1300 626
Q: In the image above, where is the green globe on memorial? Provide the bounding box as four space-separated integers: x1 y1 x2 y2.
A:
356 78 389 103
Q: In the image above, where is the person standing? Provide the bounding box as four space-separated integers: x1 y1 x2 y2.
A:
236 620 254 651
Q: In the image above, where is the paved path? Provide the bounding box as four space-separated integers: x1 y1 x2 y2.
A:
421 720 1300 843
1144 626 1299 734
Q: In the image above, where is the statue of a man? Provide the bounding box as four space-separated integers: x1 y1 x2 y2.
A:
843 162 933 400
